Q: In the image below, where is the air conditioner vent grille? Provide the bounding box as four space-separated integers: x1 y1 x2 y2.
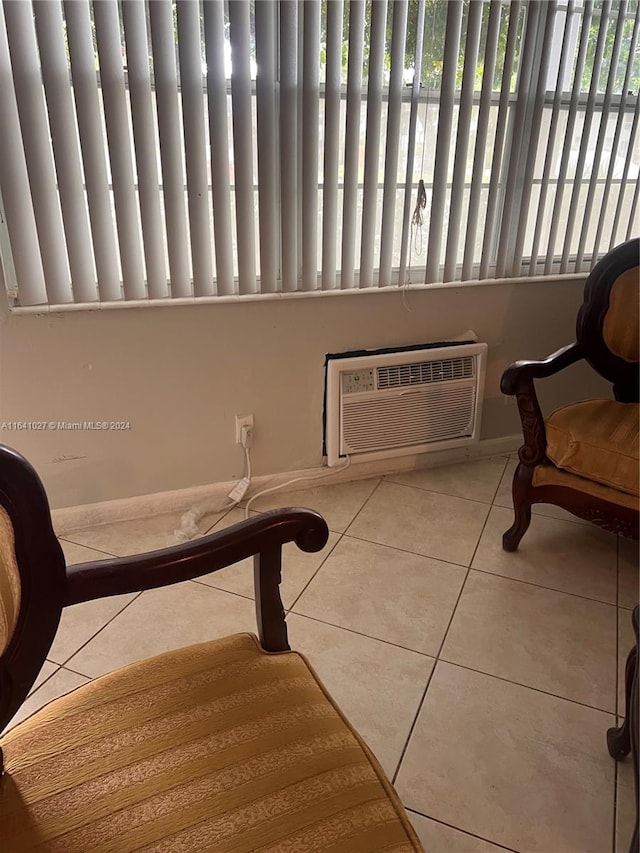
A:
342 384 476 453
377 356 475 389
325 342 487 466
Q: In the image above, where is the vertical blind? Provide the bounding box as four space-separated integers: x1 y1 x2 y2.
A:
0 0 638 308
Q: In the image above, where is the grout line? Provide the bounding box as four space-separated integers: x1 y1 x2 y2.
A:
288 550 619 717
434 500 491 656
47 463 625 853
55 509 620 713
202 505 236 534
614 541 636 849
434 570 472 661
392 507 493 784
286 611 436 660
287 532 344 612
287 606 619 715
56 591 144 672
250 506 346 537
59 535 121 560
222 479 382 537
391 488 619 784
404 809 520 853
387 482 498 507
189 578 255 602
384 469 508 507
492 495 596 528
490 456 510 504
343 531 478 572
28 662 62 698
480 488 620 606
14 665 87 731
79 512 617 615
391 664 437 786
243 474 383 515
336 531 471 569
54 481 381 678
437 659 618 717
469 565 618 608
191 523 345 611
60 663 94 680
341 476 385 536
62 504 234 557
469 499 497 570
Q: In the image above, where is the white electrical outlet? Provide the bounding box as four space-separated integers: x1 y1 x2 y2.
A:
235 414 254 443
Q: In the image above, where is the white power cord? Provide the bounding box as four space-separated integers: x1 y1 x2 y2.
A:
174 427 253 542
175 427 351 539
244 455 351 519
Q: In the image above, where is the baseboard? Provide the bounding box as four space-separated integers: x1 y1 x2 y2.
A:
53 434 521 535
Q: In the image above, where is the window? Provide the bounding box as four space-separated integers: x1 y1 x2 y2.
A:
0 0 638 309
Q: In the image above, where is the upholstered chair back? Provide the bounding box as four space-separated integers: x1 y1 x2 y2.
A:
577 238 640 402
0 446 66 730
602 265 640 363
0 507 21 657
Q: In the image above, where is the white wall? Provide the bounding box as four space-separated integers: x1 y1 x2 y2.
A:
0 279 610 508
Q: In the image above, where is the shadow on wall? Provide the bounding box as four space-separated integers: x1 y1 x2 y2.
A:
493 278 613 434
44 455 133 511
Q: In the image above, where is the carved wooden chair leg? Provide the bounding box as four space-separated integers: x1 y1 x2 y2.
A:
607 642 636 759
630 713 639 853
502 463 533 552
607 607 639 853
628 639 639 853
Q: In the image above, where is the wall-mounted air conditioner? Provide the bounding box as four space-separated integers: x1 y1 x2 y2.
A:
325 342 488 466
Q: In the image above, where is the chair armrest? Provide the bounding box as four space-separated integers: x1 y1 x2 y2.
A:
64 508 329 652
500 343 585 394
500 343 584 466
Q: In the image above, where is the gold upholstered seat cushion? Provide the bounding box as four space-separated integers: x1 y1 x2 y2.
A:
0 632 422 853
532 463 640 511
545 400 639 497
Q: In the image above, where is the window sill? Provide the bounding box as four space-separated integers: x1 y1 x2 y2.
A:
9 272 588 315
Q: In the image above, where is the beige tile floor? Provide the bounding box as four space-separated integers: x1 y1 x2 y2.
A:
6 456 640 853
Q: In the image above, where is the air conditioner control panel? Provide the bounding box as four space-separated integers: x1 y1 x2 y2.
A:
341 368 375 394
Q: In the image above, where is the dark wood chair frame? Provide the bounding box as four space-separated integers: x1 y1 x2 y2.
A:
501 238 640 552
501 239 640 853
0 444 329 766
607 605 639 853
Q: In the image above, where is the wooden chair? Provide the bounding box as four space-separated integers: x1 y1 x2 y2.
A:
607 605 639 853
0 444 422 851
501 238 640 551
